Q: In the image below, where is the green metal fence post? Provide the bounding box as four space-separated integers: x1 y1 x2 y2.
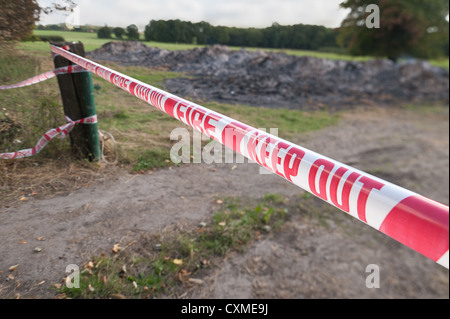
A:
81 68 101 162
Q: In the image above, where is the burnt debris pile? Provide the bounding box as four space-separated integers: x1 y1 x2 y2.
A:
88 41 449 110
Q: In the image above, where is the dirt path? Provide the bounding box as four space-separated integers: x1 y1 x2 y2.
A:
0 106 448 299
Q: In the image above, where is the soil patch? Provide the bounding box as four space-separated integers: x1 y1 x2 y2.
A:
0 107 448 299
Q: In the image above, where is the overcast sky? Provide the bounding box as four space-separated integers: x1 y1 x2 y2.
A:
38 0 350 30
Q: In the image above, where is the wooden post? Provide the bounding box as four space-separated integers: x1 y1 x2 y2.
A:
52 41 100 161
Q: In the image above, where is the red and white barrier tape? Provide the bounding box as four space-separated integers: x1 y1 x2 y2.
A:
0 65 87 90
51 45 450 268
0 115 97 159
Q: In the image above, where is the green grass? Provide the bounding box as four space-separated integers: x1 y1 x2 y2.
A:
252 47 374 62
26 30 206 53
403 103 450 117
131 149 173 172
429 58 449 70
201 195 288 255
119 65 182 87
202 101 339 138
59 194 289 299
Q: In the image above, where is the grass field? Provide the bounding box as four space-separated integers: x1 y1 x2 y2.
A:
26 30 449 69
29 30 357 59
23 30 449 69
20 30 207 55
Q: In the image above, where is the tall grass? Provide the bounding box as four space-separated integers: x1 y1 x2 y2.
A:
0 48 67 156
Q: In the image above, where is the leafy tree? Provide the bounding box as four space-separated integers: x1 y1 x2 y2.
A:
126 24 140 40
113 27 126 39
145 20 170 42
338 0 449 60
97 26 112 39
211 26 230 44
194 21 213 44
0 0 81 45
0 0 40 42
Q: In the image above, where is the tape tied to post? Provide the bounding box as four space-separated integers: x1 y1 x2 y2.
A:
0 65 88 90
0 115 97 160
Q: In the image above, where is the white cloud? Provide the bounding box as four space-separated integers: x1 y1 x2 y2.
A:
38 0 349 29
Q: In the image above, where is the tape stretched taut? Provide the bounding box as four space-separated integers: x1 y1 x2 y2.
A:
25 44 448 269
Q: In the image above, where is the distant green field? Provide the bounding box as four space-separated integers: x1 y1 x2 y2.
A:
26 30 206 53
27 30 370 61
22 30 449 69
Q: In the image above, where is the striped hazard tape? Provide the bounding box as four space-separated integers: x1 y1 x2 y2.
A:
0 115 97 160
0 65 87 90
1 64 94 159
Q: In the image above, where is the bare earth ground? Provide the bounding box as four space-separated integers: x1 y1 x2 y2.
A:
0 106 448 299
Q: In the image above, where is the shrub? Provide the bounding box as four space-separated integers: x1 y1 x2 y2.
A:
113 27 126 39
126 24 139 40
98 26 112 39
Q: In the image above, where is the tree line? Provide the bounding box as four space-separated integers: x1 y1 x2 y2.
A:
143 20 338 51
